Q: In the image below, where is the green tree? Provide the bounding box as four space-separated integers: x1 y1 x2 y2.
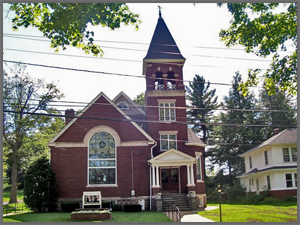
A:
207 72 262 183
3 63 64 203
133 92 145 111
8 3 140 56
218 3 297 96
23 156 58 212
186 74 218 143
257 86 297 139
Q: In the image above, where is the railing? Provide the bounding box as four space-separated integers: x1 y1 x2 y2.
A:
162 201 181 222
3 202 26 216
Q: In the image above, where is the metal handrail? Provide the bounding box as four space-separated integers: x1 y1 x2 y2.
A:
162 201 181 222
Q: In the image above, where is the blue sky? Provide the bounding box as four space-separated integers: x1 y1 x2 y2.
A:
3 3 273 111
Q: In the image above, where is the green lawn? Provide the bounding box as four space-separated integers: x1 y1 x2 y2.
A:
198 203 297 222
3 211 172 222
3 189 24 203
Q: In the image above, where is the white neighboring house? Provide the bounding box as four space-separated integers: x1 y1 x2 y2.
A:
238 128 297 199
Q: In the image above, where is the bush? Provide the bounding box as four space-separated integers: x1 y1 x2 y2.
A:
243 194 264 204
123 204 142 212
102 201 110 208
61 201 80 212
282 195 297 203
112 204 123 211
261 197 280 205
23 156 58 212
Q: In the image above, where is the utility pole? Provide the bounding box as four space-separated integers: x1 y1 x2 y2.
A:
217 184 223 222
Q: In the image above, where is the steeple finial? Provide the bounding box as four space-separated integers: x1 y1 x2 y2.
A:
158 5 162 18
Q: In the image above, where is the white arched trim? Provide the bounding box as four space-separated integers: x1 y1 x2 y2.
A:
84 125 121 146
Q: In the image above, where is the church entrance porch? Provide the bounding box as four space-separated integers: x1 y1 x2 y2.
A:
161 168 179 193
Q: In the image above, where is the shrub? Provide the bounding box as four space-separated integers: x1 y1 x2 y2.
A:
112 204 123 211
243 194 264 204
61 201 80 212
123 204 142 212
282 195 297 202
102 201 111 208
261 197 280 205
23 156 58 212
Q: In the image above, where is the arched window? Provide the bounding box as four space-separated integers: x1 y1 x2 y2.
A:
88 131 116 185
117 102 129 109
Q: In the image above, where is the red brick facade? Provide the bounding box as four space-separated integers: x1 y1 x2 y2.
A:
50 13 206 211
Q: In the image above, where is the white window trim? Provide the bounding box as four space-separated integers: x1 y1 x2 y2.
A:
160 134 177 151
282 147 297 162
285 172 297 188
158 102 176 121
87 131 117 186
195 154 203 181
264 150 269 165
117 101 129 109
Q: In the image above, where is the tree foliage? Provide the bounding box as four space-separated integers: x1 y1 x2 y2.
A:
8 3 140 56
3 63 64 203
186 74 218 142
218 3 297 96
133 92 145 111
23 156 58 212
207 72 263 181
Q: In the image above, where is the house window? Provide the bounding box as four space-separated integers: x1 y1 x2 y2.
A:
249 156 252 169
159 102 176 121
283 147 297 162
88 131 116 185
266 175 271 190
160 134 177 151
285 173 297 188
196 157 202 181
264 151 268 165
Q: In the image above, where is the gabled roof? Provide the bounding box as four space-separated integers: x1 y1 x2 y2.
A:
240 128 297 157
112 91 145 116
148 148 195 166
144 13 185 61
49 92 154 145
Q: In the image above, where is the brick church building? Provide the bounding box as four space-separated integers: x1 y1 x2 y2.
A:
49 11 206 211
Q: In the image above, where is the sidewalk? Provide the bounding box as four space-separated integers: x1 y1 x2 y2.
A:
181 206 218 222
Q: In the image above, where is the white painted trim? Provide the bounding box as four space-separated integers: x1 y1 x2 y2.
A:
159 130 178 135
49 92 155 145
185 143 205 147
146 90 185 97
157 99 176 103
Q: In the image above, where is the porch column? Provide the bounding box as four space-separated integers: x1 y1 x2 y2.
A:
190 165 195 185
156 166 160 187
186 165 191 185
152 166 156 186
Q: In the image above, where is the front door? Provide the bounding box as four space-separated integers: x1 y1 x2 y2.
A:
161 168 179 193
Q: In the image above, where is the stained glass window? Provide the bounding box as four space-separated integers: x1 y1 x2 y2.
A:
88 131 116 185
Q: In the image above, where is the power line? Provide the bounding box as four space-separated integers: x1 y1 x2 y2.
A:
4 97 295 113
4 59 265 89
3 110 296 128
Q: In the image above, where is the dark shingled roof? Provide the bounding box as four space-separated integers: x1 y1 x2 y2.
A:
144 14 185 60
240 128 297 156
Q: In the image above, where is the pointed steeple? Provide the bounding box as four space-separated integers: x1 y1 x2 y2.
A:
144 9 185 61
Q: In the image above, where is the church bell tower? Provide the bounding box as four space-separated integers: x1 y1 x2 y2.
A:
143 9 188 156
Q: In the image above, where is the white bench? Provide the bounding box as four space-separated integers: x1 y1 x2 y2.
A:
82 191 101 209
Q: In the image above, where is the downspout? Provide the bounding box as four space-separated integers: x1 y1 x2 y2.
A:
149 141 157 210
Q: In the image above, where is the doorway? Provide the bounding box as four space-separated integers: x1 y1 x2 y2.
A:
161 168 179 193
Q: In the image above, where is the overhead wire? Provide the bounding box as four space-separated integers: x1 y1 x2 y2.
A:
3 108 296 129
3 59 265 88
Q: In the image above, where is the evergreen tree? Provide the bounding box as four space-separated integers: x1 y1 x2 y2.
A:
23 156 58 212
186 75 218 178
257 86 297 139
186 74 218 142
207 72 262 184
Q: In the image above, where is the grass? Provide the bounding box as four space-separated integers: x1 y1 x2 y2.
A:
3 189 24 203
198 202 297 222
3 212 172 222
